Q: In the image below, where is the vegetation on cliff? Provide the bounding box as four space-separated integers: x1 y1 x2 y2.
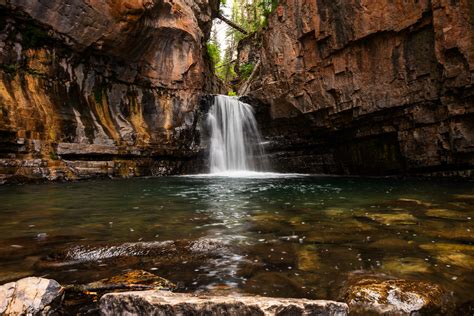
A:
208 0 278 85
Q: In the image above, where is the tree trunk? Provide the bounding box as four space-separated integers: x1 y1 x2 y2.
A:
216 13 248 35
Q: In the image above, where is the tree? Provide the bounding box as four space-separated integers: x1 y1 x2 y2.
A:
209 0 279 85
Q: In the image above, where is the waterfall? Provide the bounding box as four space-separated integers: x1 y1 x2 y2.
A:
207 95 267 174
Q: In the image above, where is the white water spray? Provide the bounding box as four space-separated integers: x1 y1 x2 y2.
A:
207 95 267 174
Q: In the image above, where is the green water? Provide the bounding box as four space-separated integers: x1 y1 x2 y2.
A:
0 176 473 304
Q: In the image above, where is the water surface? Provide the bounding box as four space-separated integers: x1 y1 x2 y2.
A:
0 176 472 304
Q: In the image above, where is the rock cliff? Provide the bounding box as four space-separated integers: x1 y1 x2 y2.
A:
242 0 473 176
0 0 220 183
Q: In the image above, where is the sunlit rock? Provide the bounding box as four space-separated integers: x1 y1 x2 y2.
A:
0 277 64 315
100 291 349 316
342 278 451 315
79 270 176 292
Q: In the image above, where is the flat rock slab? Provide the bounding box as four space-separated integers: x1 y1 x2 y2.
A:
0 277 64 315
100 291 348 316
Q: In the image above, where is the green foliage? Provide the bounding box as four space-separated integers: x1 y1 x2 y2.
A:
258 0 279 22
0 64 18 75
210 0 278 85
228 89 237 96
22 24 50 49
206 42 221 67
239 63 254 79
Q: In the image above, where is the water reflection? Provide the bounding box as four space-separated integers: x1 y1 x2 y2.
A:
0 176 472 303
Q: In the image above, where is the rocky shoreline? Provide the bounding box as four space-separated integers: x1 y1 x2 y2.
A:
0 271 466 315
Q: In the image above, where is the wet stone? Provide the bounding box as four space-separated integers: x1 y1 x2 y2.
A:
342 277 451 315
63 270 176 314
76 270 176 292
37 238 235 270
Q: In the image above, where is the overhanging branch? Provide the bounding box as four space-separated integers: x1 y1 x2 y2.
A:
216 13 248 35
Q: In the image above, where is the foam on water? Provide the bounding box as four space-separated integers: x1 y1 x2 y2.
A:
188 171 309 178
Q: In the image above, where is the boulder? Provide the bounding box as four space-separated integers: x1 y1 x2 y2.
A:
0 277 64 315
342 277 451 315
100 291 349 316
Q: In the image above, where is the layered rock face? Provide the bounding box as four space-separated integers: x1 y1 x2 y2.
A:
0 0 220 183
244 0 473 176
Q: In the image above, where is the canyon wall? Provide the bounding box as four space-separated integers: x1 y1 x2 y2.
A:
243 0 473 176
0 0 220 183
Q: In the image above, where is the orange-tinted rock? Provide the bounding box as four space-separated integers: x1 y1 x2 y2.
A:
243 0 473 176
0 0 222 183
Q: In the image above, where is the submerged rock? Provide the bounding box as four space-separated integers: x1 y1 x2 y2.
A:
100 291 349 316
367 213 418 226
425 208 469 220
382 257 432 275
368 238 417 250
38 238 235 269
0 277 64 315
297 245 321 272
419 220 473 243
243 272 309 298
342 277 451 315
420 243 474 270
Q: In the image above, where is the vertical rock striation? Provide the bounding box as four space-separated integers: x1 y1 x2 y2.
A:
0 0 221 183
243 0 473 176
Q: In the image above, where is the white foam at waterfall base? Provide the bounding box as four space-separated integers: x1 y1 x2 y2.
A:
207 95 268 173
190 171 308 178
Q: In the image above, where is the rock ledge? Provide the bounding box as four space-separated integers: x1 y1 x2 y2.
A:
100 290 349 316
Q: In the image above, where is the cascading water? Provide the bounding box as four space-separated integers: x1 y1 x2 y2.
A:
207 95 267 174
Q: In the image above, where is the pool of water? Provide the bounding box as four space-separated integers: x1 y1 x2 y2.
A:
0 175 472 304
